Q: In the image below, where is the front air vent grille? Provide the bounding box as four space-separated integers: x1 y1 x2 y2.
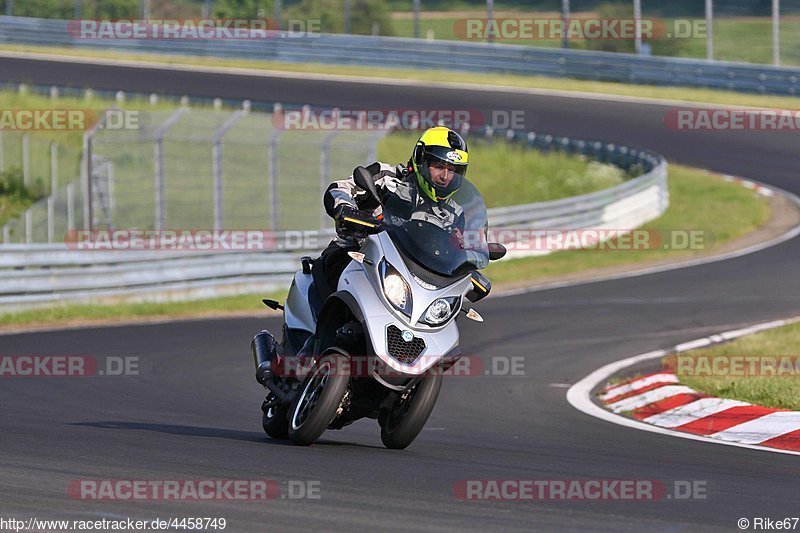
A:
386 325 426 364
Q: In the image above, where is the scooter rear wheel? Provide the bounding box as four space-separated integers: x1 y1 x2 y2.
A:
262 394 289 440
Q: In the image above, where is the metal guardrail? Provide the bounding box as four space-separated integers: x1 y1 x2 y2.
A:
0 128 668 309
1 16 799 95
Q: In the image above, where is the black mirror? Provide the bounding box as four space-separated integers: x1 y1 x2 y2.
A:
353 166 382 206
488 242 506 261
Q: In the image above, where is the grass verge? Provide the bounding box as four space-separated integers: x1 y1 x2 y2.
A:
483 164 770 284
4 44 800 111
663 321 800 410
0 292 286 330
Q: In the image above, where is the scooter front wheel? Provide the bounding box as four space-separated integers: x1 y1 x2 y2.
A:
288 350 350 446
379 374 442 450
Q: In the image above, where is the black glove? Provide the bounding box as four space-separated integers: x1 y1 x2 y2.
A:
333 205 382 237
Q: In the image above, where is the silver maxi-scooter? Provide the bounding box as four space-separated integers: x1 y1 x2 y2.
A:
251 167 506 448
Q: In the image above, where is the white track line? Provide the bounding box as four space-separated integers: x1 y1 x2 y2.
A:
567 316 800 456
642 398 750 428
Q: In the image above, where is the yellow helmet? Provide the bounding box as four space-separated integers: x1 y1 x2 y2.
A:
410 126 469 201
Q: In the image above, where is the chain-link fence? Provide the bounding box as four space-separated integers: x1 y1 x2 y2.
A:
0 128 83 244
1 105 387 243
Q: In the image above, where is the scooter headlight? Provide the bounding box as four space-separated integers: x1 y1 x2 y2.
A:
423 297 461 326
381 261 412 317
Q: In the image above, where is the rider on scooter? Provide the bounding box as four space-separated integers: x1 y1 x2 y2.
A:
319 125 470 295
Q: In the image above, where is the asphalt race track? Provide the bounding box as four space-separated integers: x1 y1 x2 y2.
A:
1 55 799 531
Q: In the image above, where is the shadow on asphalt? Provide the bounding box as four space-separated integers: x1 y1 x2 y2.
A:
69 421 386 450
70 421 284 445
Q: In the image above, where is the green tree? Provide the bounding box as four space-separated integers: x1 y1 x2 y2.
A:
285 0 395 36
585 2 688 57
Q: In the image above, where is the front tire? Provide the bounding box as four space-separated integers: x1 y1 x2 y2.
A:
288 350 350 446
380 374 442 450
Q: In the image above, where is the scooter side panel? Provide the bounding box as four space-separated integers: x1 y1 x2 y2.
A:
284 271 316 334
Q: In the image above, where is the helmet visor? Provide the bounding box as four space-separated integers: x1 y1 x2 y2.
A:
419 148 467 198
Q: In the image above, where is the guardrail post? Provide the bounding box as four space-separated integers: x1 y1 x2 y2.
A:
486 0 494 43
211 140 222 229
67 182 75 231
212 110 246 231
108 160 115 214
152 108 189 230
268 130 281 230
633 0 642 55
25 209 32 244
2 224 9 244
320 124 340 230
413 0 420 38
705 0 714 60
154 139 165 230
773 0 781 66
50 142 58 193
22 133 30 187
81 130 93 230
47 196 54 243
80 107 117 231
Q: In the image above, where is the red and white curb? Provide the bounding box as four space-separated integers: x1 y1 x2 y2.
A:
722 175 774 197
567 316 800 456
600 372 800 451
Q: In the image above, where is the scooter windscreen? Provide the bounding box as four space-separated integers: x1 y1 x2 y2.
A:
382 179 490 277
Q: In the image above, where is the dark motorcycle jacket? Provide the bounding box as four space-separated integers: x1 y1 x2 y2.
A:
323 161 465 247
